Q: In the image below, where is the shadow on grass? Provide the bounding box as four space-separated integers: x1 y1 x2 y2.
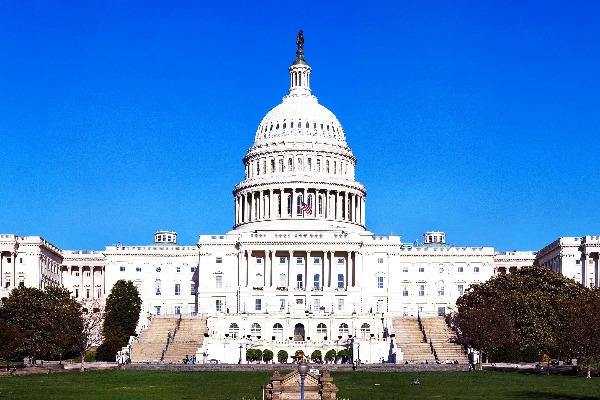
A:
517 392 599 400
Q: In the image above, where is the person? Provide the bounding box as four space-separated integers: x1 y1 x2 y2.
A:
296 30 304 49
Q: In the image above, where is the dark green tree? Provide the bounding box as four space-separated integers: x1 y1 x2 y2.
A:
325 349 337 362
96 280 141 361
277 349 288 363
457 266 588 365
311 349 322 362
262 349 274 363
0 318 24 369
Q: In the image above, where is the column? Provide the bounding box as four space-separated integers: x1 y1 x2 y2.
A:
335 191 340 221
326 251 332 288
238 251 244 287
305 251 311 290
80 266 84 298
348 252 354 288
582 252 588 287
268 250 273 287
288 250 293 287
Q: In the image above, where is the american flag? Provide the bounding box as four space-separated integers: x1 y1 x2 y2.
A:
300 201 312 215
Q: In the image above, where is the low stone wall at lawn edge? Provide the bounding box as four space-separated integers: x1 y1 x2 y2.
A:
123 363 468 372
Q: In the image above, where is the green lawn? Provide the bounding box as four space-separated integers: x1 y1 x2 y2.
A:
1 370 599 399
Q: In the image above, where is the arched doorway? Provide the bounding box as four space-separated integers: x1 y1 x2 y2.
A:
294 323 305 341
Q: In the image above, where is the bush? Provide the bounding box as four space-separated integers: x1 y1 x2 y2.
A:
263 349 273 363
311 350 322 362
325 349 337 362
277 349 288 363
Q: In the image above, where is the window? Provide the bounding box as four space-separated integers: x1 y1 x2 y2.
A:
97 288 102 298
402 286 409 296
229 323 239 338
75 272 80 277
191 267 197 273
403 266 409 273
418 285 425 297
457 284 464 296
296 257 303 264
176 266 181 273
337 258 344 264
280 257 286 264
296 195 303 215
317 322 327 340
86 289 90 299
458 266 464 273
136 267 142 272
175 284 181 296
313 257 320 264
251 323 262 336
339 323 349 336
437 282 445 296
155 306 161 315
377 257 384 264
216 257 223 264
418 267 425 273
75 289 79 298
216 276 223 289
360 323 371 339
216 299 223 312
314 274 320 289
120 266 125 272
376 299 384 313
6 258 11 264
474 266 480 273
155 280 161 295
279 299 286 311
256 258 262 264
273 323 284 340
314 298 321 311
337 298 344 311
296 274 303 289
86 272 91 277
377 276 384 289
255 273 263 288
255 298 262 311
191 283 196 295
337 274 344 288
175 306 181 315
280 273 286 286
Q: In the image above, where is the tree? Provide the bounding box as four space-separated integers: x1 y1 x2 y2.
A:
457 266 589 365
75 300 105 371
246 348 263 363
325 349 337 362
0 318 24 369
0 286 83 361
277 349 288 363
311 349 322 362
97 280 141 361
263 349 274 363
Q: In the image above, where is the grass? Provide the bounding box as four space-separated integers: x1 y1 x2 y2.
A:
1 370 600 399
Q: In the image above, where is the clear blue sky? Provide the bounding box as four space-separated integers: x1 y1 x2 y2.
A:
1 1 599 251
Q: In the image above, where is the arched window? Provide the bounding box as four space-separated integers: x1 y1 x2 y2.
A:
279 159 284 172
360 323 371 339
296 274 303 289
317 323 327 341
317 159 321 172
325 160 330 173
288 158 293 171
251 323 261 337
287 195 292 216
307 194 313 210
437 280 445 296
229 323 239 339
155 279 161 295
338 323 349 338
318 195 323 216
307 158 312 171
273 323 284 341
271 159 275 173
297 157 302 170
255 273 263 288
313 274 320 289
296 195 303 215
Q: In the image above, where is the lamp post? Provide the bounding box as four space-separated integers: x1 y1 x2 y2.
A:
239 343 243 364
298 361 309 400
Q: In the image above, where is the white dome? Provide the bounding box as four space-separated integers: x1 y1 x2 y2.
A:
253 95 347 146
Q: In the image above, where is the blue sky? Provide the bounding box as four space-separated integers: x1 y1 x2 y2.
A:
1 1 599 251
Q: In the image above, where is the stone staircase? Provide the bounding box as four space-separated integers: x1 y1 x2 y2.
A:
392 317 434 363
420 317 468 364
163 318 208 363
130 317 179 363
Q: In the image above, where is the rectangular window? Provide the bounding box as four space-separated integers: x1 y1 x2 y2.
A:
155 306 161 315
75 289 79 298
314 275 320 289
6 258 11 264
376 299 384 313
337 274 344 288
215 257 223 264
296 274 303 289
418 285 425 297
438 286 445 296
216 276 223 289
216 299 223 312
191 267 197 273
18 281 24 288
313 257 320 264
75 272 80 277
256 258 263 264
337 298 344 311
279 299 286 311
377 257 384 264
337 258 344 264
377 276 384 289
403 266 409 273
296 257 303 264
255 299 262 311
191 283 196 295
474 266 480 273
280 257 286 264
175 284 181 296
86 272 91 277
86 289 90 299
314 298 320 311
418 267 425 273
576 260 581 265
136 267 142 272
119 266 125 272
458 266 464 273
458 284 464 296
402 286 409 296
97 288 102 298
175 306 181 315
176 266 181 273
